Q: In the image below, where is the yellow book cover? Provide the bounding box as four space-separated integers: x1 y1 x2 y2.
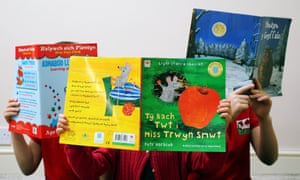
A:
59 56 141 150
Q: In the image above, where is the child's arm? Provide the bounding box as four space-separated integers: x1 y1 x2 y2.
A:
3 98 42 175
249 79 278 165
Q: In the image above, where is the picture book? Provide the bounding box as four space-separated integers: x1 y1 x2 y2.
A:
186 8 292 96
141 57 226 152
10 43 98 138
59 56 226 152
59 56 142 150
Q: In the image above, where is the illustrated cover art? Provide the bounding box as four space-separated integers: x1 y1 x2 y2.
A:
59 56 142 150
141 57 226 152
186 9 292 96
10 43 97 138
60 56 226 152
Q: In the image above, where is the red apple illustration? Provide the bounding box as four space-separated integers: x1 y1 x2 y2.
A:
178 86 220 128
123 102 135 116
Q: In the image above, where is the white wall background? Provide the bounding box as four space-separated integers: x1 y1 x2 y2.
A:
0 0 299 177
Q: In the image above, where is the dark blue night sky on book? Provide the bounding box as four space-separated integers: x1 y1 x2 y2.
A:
187 9 292 96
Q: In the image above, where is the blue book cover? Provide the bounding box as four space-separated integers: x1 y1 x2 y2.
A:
187 9 292 96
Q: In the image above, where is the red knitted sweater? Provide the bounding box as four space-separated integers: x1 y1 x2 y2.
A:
64 145 227 180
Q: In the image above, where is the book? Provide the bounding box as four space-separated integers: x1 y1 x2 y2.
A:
10 43 98 138
141 57 226 152
186 8 292 96
60 57 142 150
59 56 226 152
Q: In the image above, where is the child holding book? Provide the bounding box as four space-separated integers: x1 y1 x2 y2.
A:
4 97 102 179
2 41 102 180
3 98 84 180
188 78 278 179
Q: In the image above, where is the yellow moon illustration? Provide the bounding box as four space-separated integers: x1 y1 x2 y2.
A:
212 22 227 37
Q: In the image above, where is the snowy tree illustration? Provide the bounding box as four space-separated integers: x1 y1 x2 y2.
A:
187 9 207 58
196 38 206 55
235 39 249 65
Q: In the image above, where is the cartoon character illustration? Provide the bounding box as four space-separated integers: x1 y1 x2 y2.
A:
156 75 184 103
109 62 140 102
115 63 132 88
102 62 140 117
258 47 273 88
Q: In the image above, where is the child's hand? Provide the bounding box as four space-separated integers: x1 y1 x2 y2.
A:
3 98 20 124
228 83 254 120
56 114 70 135
249 79 272 121
217 99 232 128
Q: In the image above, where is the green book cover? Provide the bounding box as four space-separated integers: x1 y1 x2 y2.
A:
141 57 226 152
